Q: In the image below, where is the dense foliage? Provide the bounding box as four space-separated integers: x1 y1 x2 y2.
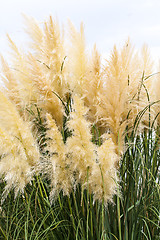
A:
0 16 159 239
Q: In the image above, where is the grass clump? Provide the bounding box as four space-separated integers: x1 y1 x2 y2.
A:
0 16 159 239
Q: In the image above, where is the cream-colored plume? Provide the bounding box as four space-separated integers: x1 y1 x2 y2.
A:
66 95 118 203
67 21 88 96
96 40 155 154
0 16 68 127
89 137 118 203
44 113 72 201
66 95 96 184
84 44 103 123
0 91 40 200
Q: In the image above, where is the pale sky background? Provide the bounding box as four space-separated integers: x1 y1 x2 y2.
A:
0 0 160 63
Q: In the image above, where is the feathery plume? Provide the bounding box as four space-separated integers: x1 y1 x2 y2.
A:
23 14 43 52
66 95 118 203
96 40 155 154
25 15 67 98
26 52 64 127
24 16 68 126
67 21 88 96
0 55 17 92
3 35 37 111
44 113 72 201
1 16 68 127
66 95 97 185
84 44 103 123
96 41 134 153
0 91 40 200
89 137 118 203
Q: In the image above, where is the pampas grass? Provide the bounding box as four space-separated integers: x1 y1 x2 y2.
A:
0 15 159 239
0 91 40 200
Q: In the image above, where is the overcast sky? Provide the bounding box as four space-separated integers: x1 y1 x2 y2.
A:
0 0 160 62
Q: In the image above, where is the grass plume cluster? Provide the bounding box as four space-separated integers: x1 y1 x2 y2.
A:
0 16 159 239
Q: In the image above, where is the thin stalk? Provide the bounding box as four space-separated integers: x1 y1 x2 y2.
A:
117 194 122 240
86 167 90 240
67 196 76 237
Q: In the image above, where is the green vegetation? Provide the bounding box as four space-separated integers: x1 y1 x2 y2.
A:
0 101 159 240
0 16 159 239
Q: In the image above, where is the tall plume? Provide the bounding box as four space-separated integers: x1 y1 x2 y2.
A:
0 91 40 200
